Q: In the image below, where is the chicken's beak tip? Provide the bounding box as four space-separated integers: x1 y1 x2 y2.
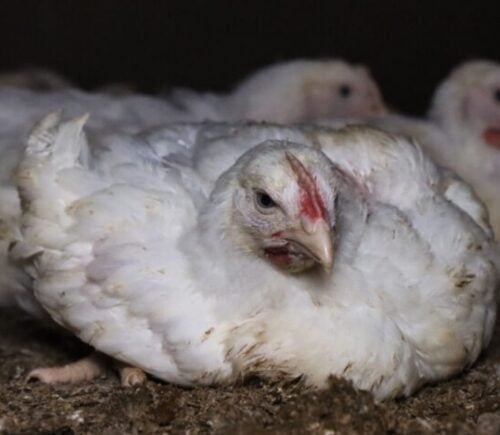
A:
322 257 334 274
293 218 334 271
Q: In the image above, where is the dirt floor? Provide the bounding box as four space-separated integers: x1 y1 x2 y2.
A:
0 308 499 435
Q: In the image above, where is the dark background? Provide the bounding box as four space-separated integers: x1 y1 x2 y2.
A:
1 1 499 115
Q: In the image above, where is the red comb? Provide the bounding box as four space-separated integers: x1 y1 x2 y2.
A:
286 152 326 221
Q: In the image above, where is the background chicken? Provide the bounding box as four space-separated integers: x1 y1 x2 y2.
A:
168 59 386 123
364 60 500 239
12 115 498 401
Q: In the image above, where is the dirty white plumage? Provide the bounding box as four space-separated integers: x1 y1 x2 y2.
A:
14 115 498 400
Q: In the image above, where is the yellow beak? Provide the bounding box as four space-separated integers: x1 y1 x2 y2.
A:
288 218 334 272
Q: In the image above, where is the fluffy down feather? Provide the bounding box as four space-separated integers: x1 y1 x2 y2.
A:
14 116 498 400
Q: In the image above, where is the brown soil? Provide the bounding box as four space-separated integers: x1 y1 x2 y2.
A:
0 308 499 435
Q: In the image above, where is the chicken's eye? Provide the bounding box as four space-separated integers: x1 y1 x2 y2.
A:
255 191 276 210
339 84 352 98
494 89 500 103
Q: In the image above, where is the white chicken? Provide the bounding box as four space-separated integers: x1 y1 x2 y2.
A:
12 115 498 400
429 60 500 239
366 60 500 239
169 59 386 123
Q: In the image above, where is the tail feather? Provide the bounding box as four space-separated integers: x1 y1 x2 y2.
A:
0 112 92 318
15 113 91 232
26 111 62 153
26 112 89 169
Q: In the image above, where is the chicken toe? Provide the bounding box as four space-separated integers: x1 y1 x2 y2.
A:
27 352 108 384
113 360 147 386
